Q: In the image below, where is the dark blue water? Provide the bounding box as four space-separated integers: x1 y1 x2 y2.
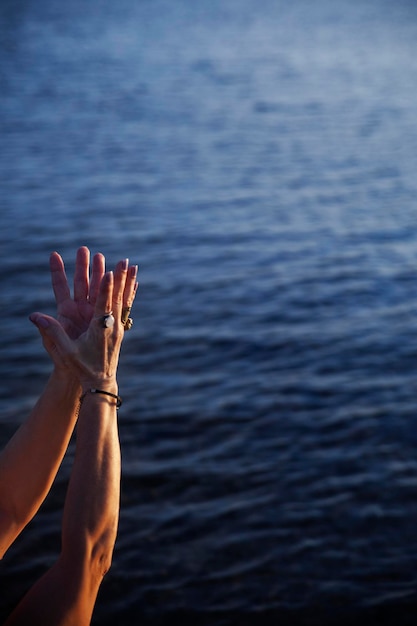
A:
2 0 417 623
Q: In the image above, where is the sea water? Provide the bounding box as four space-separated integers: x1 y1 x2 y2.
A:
1 0 417 623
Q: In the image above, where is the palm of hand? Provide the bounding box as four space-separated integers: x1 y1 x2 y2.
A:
57 299 94 340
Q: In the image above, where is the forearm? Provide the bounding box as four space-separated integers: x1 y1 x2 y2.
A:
0 369 81 547
3 393 121 626
61 390 121 577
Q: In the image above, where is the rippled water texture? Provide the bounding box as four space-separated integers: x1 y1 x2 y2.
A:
2 0 417 624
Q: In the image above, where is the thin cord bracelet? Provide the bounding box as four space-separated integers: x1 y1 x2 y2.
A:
80 388 123 409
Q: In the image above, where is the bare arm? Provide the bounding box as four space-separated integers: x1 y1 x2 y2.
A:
5 259 138 625
5 391 121 626
0 248 104 558
0 372 80 558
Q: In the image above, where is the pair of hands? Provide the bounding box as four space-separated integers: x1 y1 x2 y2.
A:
30 247 138 391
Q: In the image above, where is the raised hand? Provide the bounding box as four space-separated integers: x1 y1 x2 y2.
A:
5 249 138 625
50 247 138 340
77 257 137 389
31 249 138 377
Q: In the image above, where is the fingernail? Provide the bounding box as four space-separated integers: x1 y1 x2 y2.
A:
123 258 129 270
30 314 49 329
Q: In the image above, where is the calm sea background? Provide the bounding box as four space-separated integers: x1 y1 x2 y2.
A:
2 0 417 624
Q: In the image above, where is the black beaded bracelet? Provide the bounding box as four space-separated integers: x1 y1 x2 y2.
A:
80 388 123 409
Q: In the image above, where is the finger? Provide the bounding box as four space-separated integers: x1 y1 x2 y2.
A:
29 313 74 355
95 271 114 318
120 266 138 330
112 259 129 322
89 252 105 306
123 265 138 309
50 251 71 307
74 246 90 303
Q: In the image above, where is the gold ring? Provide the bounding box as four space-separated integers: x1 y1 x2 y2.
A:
121 306 132 325
124 317 133 331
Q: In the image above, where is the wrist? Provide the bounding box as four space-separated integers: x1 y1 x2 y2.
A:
50 368 82 394
80 377 118 396
80 387 123 409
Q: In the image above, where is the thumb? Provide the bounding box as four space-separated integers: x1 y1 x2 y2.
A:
29 313 52 330
29 313 73 351
29 313 77 371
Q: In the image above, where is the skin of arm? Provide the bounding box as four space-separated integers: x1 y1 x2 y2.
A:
0 248 109 559
4 259 138 625
0 371 80 559
4 392 121 626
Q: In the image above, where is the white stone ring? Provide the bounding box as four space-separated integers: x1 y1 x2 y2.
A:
95 311 115 329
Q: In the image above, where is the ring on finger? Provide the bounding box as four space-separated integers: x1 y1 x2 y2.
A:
121 306 132 325
124 317 134 331
122 306 134 331
95 311 115 329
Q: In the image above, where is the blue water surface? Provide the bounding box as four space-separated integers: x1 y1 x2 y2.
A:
2 0 417 624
